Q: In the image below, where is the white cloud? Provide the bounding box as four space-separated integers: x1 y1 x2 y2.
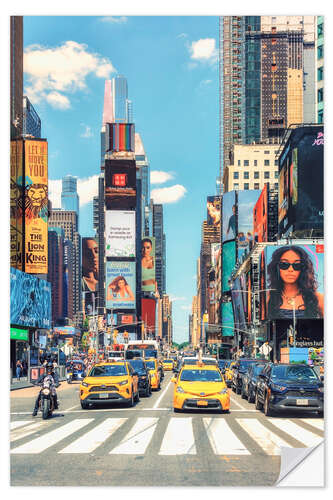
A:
80 124 93 138
200 79 212 86
150 184 186 204
48 175 99 209
180 305 192 311
189 38 218 64
24 41 116 109
150 170 174 185
169 295 186 302
100 16 128 24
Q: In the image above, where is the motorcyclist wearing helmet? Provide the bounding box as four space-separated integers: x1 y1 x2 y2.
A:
32 362 59 416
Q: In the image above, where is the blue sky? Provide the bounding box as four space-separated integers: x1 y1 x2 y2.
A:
23 15 219 343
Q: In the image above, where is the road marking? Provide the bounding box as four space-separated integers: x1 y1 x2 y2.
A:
230 395 248 410
152 379 172 409
268 419 324 448
11 419 93 454
64 405 79 412
300 419 324 431
203 418 250 455
11 421 51 442
159 417 196 455
10 421 32 430
59 418 126 454
109 417 158 455
236 418 291 455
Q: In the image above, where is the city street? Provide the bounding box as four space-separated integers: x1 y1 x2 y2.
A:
10 372 324 487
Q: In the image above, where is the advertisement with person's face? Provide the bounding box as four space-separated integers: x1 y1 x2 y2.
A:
253 184 268 243
222 191 236 242
221 302 234 337
105 211 136 257
265 244 324 320
82 238 99 292
207 196 221 228
106 261 136 310
237 190 260 260
231 278 246 332
105 159 136 210
141 237 156 292
222 241 236 291
278 163 289 224
211 243 221 268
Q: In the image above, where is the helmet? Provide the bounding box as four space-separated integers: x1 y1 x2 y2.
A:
46 362 53 372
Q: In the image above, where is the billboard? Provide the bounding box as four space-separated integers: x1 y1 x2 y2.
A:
53 326 80 337
222 241 236 292
207 196 221 228
10 140 24 270
237 190 260 259
24 140 48 274
222 191 236 242
253 184 268 243
211 243 221 268
141 237 156 292
221 302 234 337
264 244 324 320
106 123 135 153
231 278 246 333
141 298 156 334
105 261 136 310
259 250 267 321
82 238 99 292
83 291 97 316
105 159 136 210
10 267 51 329
105 211 136 257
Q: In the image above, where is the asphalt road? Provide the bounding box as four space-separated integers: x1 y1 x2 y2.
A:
10 372 324 487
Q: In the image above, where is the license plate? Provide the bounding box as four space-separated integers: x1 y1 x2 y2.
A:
197 400 208 406
99 393 109 399
296 399 309 406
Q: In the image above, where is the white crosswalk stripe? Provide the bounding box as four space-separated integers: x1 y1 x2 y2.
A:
109 418 158 455
203 418 250 455
11 421 52 442
159 417 196 455
300 418 324 431
268 419 324 448
10 421 33 430
236 418 292 455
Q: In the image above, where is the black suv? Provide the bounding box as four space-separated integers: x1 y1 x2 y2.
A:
255 363 324 417
232 359 257 394
241 361 268 402
128 358 152 397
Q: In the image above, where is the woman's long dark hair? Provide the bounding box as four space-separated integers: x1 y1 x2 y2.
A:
267 245 320 318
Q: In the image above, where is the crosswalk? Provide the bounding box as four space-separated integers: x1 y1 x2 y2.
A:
10 415 324 457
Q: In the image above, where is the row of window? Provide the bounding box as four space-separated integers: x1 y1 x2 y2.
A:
233 182 279 191
233 170 279 179
237 158 278 166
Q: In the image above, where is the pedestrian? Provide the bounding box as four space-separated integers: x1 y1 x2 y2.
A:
16 360 23 380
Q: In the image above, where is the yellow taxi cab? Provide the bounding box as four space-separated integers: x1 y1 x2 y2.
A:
171 362 230 413
162 358 174 371
224 360 237 387
79 361 139 409
145 358 161 390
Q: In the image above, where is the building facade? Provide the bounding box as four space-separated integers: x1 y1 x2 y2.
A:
23 96 41 138
61 175 79 214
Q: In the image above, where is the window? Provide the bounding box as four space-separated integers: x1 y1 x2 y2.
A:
264 159 270 166
244 160 249 166
275 171 279 178
244 183 249 190
274 160 278 166
318 23 323 37
233 183 239 190
238 160 241 166
317 45 323 59
318 110 323 124
244 171 249 179
254 171 259 179
233 172 239 179
254 159 257 166
264 150 270 154
254 183 260 190
318 88 323 103
274 183 278 189
317 66 323 81
264 171 270 179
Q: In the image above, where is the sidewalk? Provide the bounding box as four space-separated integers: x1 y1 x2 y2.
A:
10 377 34 391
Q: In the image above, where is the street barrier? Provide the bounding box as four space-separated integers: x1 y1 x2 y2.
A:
29 365 66 384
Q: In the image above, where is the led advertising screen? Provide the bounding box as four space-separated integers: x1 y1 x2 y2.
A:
222 191 236 242
222 240 236 291
253 184 268 243
231 278 246 332
207 196 221 228
105 261 136 310
264 243 324 320
237 190 260 259
10 140 24 270
221 302 234 337
259 249 267 321
82 238 99 292
83 291 97 316
106 123 135 153
10 267 51 329
141 236 156 292
24 140 48 274
105 159 136 210
105 211 136 257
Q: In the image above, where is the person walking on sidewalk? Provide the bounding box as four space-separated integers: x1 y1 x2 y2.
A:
16 360 23 380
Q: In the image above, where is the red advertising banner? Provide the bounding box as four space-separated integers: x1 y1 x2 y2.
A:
141 298 156 333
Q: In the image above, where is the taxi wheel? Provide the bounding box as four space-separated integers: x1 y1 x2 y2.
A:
255 391 263 411
241 386 247 399
248 390 255 404
81 400 89 409
134 390 140 403
127 391 134 407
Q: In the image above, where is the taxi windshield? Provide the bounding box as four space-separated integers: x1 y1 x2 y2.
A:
164 359 173 363
146 361 156 370
89 365 127 377
180 369 222 382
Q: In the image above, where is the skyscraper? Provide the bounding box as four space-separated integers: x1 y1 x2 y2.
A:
61 175 79 213
23 96 41 138
152 203 166 296
135 133 150 236
10 16 23 140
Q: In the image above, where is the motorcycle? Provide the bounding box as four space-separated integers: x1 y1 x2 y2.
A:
66 371 73 384
38 379 59 419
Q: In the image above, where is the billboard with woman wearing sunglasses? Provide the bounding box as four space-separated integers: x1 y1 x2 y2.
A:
265 244 324 320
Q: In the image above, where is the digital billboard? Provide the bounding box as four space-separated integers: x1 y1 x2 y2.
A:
222 241 236 291
105 261 136 310
231 278 246 333
105 211 136 257
253 184 268 243
10 140 24 270
207 196 221 228
221 302 234 337
141 236 156 292
10 267 51 328
24 140 48 274
106 123 135 153
264 243 324 320
105 159 136 210
237 190 260 259
83 291 97 316
211 243 221 268
222 191 236 242
82 238 99 292
259 250 267 321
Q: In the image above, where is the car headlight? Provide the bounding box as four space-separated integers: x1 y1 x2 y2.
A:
42 388 50 395
81 381 89 387
270 383 287 392
219 388 228 394
176 386 185 393
118 379 129 386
